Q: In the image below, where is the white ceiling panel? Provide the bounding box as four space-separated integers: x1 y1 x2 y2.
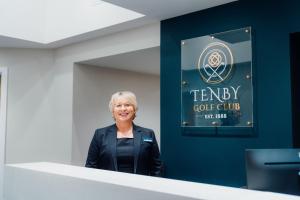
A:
79 47 160 75
0 0 237 48
102 0 237 20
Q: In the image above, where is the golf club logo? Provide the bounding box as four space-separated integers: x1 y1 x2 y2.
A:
198 42 233 84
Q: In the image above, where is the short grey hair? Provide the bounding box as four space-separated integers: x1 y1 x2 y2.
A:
109 91 138 113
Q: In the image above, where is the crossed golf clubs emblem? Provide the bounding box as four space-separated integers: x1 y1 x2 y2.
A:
198 42 233 84
204 50 226 82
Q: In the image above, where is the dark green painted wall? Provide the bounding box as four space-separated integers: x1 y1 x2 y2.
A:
161 0 300 187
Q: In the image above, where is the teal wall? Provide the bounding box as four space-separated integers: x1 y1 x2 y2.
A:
161 0 300 187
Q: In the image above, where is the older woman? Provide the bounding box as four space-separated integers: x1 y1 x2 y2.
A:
85 91 162 176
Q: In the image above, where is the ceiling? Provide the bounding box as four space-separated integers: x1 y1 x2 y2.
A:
73 0 237 75
79 47 160 75
1 0 238 76
102 0 237 20
0 0 237 48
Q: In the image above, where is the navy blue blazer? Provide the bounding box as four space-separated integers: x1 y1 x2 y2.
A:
85 124 162 176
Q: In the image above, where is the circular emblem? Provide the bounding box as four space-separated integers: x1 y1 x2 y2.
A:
198 42 233 84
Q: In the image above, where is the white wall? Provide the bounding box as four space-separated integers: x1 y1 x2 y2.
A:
55 22 160 165
72 64 160 166
0 23 160 165
0 67 8 200
0 0 45 43
54 23 160 62
0 48 72 163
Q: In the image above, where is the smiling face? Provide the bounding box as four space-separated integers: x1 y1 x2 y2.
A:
112 97 136 123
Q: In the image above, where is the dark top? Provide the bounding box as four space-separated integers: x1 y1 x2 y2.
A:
85 124 162 176
116 138 134 173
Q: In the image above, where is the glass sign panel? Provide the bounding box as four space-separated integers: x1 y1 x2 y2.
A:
181 27 253 127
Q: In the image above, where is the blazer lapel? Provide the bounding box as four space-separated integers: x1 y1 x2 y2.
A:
107 124 118 171
133 124 142 174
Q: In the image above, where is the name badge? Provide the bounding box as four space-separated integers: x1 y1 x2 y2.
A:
143 137 153 142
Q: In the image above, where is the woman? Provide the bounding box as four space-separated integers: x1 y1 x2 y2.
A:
85 91 162 176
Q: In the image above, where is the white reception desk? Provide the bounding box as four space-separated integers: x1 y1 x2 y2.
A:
4 162 300 200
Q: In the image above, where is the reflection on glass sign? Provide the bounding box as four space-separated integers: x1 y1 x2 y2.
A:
181 27 253 127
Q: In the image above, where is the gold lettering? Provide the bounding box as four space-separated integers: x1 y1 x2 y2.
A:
193 103 239 112
217 104 222 110
223 103 228 110
199 104 206 111
193 105 198 112
235 103 240 110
